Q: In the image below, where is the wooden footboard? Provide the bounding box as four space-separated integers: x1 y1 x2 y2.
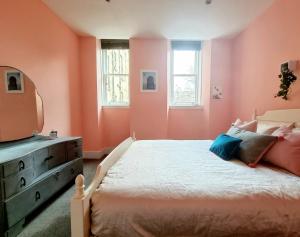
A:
70 137 135 237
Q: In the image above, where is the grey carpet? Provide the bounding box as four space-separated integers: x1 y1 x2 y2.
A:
18 159 99 237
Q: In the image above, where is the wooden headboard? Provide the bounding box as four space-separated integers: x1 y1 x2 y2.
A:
256 109 300 128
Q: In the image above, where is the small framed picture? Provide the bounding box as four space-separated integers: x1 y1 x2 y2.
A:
212 85 223 100
5 70 24 93
141 70 157 92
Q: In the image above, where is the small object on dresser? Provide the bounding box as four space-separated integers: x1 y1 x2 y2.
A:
49 130 58 139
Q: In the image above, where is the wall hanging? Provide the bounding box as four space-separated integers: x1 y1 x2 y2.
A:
212 85 223 100
275 60 297 100
5 70 24 93
141 70 158 92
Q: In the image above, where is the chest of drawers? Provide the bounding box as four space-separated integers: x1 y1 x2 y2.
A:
0 136 83 237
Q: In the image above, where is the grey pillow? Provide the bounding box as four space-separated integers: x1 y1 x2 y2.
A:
227 126 277 166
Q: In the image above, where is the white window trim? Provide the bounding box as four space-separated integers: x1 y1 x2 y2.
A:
101 49 130 107
169 105 203 110
169 49 202 107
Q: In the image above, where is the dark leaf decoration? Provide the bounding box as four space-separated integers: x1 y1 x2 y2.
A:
275 66 297 100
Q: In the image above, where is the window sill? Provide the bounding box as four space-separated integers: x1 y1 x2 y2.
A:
101 105 130 109
169 105 203 110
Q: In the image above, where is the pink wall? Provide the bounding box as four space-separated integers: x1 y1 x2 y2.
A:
0 0 234 151
209 39 233 138
167 41 212 139
167 40 233 140
80 37 233 151
79 37 130 151
4 0 298 152
0 0 82 137
232 0 300 121
102 108 130 148
130 39 169 139
79 37 103 150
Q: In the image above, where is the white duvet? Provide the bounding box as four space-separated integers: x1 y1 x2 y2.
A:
91 140 300 237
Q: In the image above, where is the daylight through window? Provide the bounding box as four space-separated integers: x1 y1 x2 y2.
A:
101 40 129 106
170 41 201 106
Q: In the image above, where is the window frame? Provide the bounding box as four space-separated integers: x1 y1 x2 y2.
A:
169 48 202 107
101 48 130 107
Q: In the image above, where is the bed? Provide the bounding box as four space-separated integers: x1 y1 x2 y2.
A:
70 109 300 237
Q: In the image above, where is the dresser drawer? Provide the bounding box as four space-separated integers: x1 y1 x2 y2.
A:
2 154 33 178
48 143 66 169
51 158 83 193
4 158 83 228
5 173 56 228
66 139 82 150
67 147 82 161
3 168 35 199
33 148 49 177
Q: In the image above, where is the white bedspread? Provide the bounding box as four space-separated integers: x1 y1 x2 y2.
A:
91 140 300 237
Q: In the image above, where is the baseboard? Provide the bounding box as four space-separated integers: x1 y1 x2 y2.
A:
83 147 114 159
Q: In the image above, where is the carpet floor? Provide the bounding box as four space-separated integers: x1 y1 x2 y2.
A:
18 159 99 237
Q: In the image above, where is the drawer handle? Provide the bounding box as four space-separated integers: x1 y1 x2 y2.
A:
20 177 26 187
35 191 41 201
18 160 25 171
71 168 75 175
55 172 60 180
45 156 54 161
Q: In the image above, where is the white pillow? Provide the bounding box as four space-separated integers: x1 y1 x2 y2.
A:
232 118 257 132
256 121 294 135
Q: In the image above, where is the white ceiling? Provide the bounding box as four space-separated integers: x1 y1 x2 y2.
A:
42 0 274 40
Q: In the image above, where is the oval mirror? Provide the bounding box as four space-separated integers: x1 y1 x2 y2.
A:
0 66 44 142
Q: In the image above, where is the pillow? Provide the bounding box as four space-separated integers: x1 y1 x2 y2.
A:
292 128 300 133
227 127 277 167
233 118 243 126
264 133 300 176
272 125 293 137
209 134 242 161
256 121 294 134
259 126 280 135
232 119 257 132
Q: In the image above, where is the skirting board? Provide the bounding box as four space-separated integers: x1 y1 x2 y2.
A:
83 147 114 159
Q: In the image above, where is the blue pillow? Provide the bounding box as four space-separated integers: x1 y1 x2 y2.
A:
209 134 242 161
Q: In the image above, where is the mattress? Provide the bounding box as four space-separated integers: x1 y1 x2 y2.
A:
91 140 300 237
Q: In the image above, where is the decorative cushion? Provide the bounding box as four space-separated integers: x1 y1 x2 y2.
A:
227 127 277 167
236 120 257 132
232 119 257 132
257 121 294 134
292 128 300 133
259 126 280 135
209 134 242 161
272 125 293 137
233 118 243 126
264 133 300 176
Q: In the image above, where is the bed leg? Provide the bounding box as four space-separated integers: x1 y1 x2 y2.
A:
71 175 90 237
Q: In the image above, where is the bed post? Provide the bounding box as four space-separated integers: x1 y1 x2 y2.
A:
71 174 91 237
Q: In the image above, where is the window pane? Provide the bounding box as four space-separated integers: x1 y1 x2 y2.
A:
103 49 129 75
102 48 129 106
173 76 196 104
103 75 129 105
173 50 196 74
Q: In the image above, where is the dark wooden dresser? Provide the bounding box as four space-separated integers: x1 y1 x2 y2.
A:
0 136 83 237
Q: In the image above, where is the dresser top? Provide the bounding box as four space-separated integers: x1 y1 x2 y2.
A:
0 136 81 163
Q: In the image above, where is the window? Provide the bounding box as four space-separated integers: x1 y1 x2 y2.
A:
170 41 202 107
101 40 129 106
